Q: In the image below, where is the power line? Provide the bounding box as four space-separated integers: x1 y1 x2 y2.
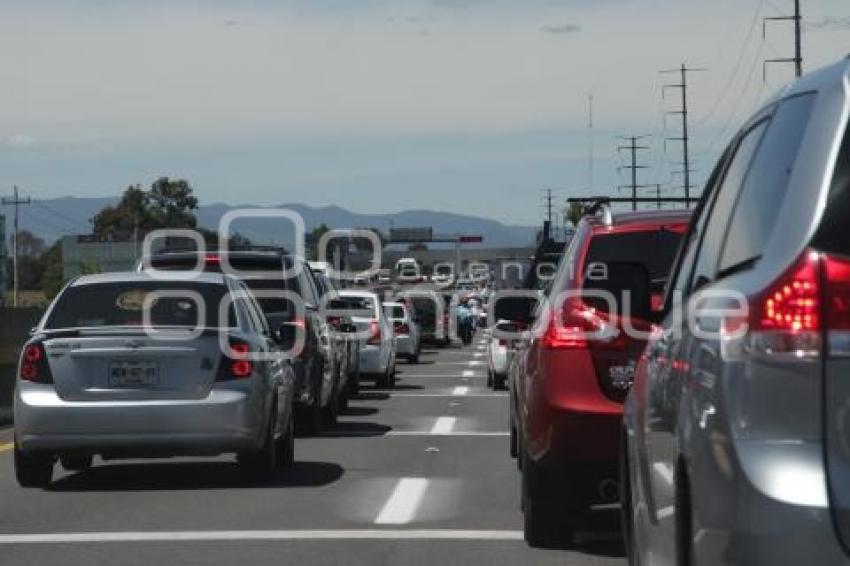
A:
32 200 90 231
694 0 766 129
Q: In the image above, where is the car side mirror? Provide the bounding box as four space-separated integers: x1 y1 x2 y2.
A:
275 324 298 350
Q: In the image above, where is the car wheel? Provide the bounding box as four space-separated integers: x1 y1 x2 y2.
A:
487 367 494 388
620 433 640 566
60 454 93 472
239 408 283 483
522 450 574 548
295 360 324 436
279 409 295 469
323 379 339 426
510 419 519 460
409 352 419 364
15 444 54 488
348 367 361 396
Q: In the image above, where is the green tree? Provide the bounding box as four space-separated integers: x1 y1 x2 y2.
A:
567 203 584 228
91 178 199 240
39 241 64 299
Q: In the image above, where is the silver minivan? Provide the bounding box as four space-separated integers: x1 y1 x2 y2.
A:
622 57 850 564
14 272 295 487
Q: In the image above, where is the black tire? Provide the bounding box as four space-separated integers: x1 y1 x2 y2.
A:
348 368 361 396
409 352 419 364
510 419 519 460
239 407 285 483
295 360 324 436
620 434 639 566
323 378 339 427
60 454 93 472
280 410 295 469
15 444 54 488
487 368 494 388
522 451 574 548
675 465 693 566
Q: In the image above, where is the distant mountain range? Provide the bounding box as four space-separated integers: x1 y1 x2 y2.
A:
4 197 538 250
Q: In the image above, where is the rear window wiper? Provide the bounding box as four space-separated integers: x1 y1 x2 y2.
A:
716 256 760 280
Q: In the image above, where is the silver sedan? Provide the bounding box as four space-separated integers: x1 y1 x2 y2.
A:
14 271 296 487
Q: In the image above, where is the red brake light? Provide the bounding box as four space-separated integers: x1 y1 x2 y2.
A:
756 253 820 332
229 342 253 378
541 304 606 350
394 322 410 334
723 250 827 360
20 343 51 383
23 344 43 363
204 254 221 264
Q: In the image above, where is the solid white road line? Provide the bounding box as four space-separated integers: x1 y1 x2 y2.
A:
467 361 484 366
430 417 457 434
473 352 484 358
388 393 507 398
452 386 469 396
462 370 475 378
375 478 430 525
656 506 675 520
387 431 509 437
0 530 525 544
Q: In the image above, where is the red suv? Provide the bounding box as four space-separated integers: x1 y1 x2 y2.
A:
508 207 690 546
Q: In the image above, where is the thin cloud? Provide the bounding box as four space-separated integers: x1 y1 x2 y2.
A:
540 23 581 35
6 135 38 149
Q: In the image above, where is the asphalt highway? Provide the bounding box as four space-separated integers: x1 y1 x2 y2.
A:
0 332 625 566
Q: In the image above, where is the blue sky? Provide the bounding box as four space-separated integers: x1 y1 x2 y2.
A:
0 0 848 226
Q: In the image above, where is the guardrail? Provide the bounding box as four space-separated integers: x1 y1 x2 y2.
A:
0 308 43 426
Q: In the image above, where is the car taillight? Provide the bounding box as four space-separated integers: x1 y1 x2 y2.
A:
394 322 410 335
204 254 221 264
368 320 381 345
20 343 52 384
540 304 612 350
722 250 850 360
217 340 254 380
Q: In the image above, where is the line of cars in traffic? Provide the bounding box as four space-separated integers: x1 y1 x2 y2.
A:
12 248 438 487
483 57 850 563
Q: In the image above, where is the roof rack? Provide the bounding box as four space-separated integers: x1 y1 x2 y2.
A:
154 244 289 255
567 196 701 226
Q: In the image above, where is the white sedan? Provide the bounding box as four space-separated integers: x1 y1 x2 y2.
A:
336 290 397 388
384 301 421 364
487 319 517 390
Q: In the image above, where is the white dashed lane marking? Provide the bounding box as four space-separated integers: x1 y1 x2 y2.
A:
375 478 430 525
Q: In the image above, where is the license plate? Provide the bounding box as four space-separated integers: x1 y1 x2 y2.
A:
109 361 159 387
609 364 635 390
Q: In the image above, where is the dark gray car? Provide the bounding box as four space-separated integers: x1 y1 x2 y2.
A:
622 57 850 564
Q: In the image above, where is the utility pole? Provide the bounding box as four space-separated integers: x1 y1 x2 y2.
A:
655 184 663 210
764 0 803 78
662 64 705 208
617 136 651 211
1 186 32 308
542 189 554 225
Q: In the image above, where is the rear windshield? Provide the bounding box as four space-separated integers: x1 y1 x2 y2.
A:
815 121 850 255
46 282 234 329
242 279 294 314
333 296 377 317
584 230 684 292
386 305 406 319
